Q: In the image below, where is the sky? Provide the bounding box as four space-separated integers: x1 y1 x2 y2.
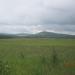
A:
0 0 75 35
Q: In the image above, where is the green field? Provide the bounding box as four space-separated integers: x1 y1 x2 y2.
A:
0 39 75 75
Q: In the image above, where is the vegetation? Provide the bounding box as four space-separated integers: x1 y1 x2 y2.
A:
0 39 75 75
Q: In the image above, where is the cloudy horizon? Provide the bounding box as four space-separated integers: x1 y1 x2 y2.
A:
0 0 75 35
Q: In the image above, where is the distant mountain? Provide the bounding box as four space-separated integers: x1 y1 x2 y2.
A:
25 31 75 39
0 33 15 39
0 33 31 39
0 31 75 39
16 33 31 37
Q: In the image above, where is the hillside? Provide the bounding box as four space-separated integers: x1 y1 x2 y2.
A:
25 31 75 38
0 31 75 39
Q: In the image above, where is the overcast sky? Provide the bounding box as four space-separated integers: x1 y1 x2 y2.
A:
0 0 75 35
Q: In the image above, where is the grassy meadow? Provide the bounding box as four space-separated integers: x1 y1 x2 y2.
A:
0 38 75 75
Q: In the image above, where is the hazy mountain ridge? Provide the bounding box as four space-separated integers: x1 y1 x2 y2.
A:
0 31 75 39
25 31 75 38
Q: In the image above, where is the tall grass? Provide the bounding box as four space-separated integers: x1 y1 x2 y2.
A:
0 39 75 75
0 60 11 75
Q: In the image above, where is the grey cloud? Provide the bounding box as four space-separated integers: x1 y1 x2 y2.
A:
0 25 75 35
0 0 75 25
0 0 75 34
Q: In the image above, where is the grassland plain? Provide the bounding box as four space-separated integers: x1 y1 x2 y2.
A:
0 38 75 75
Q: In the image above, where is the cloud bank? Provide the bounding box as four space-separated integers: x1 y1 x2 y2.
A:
0 0 75 34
